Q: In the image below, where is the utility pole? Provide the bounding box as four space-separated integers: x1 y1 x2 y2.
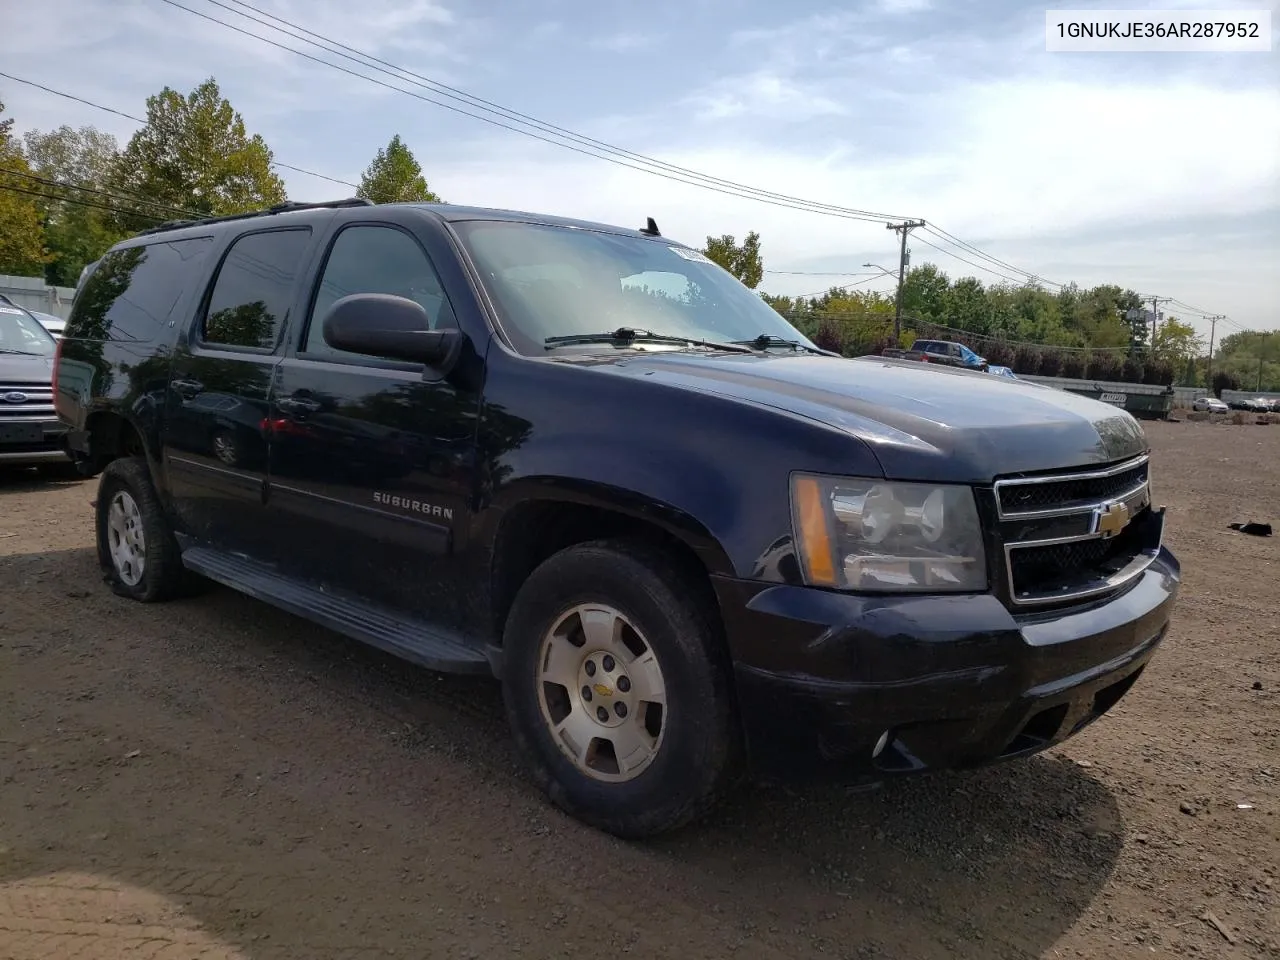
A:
1258 331 1267 391
887 219 926 343
1204 314 1223 386
1149 296 1172 345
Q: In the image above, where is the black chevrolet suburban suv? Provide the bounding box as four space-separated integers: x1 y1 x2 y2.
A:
54 198 1180 837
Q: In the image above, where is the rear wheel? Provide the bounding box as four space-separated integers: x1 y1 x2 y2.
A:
95 456 190 602
501 539 740 838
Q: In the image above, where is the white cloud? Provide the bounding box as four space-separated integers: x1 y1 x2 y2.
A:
589 32 658 53
686 71 850 121
876 0 931 12
425 74 1278 329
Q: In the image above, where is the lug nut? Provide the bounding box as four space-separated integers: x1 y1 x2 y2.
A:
581 685 593 702
596 707 609 722
614 702 628 718
616 676 631 693
602 654 615 672
585 660 596 677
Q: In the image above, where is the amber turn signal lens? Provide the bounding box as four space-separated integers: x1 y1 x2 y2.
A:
793 475 837 586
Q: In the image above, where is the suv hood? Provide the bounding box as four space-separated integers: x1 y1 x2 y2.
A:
597 351 1148 482
0 353 54 383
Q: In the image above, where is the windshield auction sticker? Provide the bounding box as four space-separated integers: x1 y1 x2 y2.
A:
1046 10 1271 51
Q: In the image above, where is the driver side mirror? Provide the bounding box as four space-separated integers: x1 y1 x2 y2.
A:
322 293 462 369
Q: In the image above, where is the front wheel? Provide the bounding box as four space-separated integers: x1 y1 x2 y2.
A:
501 540 741 839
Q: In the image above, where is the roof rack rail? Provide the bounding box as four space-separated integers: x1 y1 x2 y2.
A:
136 197 373 236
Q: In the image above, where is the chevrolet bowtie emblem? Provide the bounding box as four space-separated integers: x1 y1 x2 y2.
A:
592 683 613 698
1094 500 1131 538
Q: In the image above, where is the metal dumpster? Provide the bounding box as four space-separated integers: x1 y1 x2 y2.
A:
1056 381 1175 420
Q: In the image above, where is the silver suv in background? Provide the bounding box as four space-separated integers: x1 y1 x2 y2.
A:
0 301 72 471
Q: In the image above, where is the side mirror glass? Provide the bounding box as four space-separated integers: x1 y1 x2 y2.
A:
321 293 461 368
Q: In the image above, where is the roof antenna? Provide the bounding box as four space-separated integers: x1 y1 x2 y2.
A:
639 217 661 237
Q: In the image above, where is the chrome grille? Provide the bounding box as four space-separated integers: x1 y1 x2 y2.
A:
993 455 1161 607
0 381 56 420
995 456 1149 519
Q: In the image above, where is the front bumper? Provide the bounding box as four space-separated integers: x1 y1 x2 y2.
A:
0 419 69 466
713 547 1180 781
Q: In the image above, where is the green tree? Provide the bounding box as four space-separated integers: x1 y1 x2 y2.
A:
357 134 441 204
943 277 990 335
702 231 763 289
901 263 949 322
109 78 286 233
1214 330 1280 392
1071 285 1136 350
0 100 50 275
22 124 126 286
1150 316 1203 371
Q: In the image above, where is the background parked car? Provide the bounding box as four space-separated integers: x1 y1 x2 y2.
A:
0 295 66 338
0 301 73 473
882 339 989 371
1192 397 1228 414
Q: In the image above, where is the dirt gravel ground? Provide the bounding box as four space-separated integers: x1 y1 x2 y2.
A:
1 419 1277 960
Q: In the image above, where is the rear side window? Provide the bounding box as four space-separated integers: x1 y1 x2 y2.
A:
202 228 312 350
66 238 214 342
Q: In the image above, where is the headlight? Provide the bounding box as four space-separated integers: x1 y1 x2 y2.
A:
790 474 987 592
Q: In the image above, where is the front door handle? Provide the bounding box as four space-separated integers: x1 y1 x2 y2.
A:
277 396 322 415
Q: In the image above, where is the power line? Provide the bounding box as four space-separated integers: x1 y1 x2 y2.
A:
0 182 165 221
194 0 914 224
0 66 1109 305
765 270 883 277
271 160 357 188
920 224 1061 288
149 0 906 226
209 0 1079 292
1 67 1239 330
0 70 359 189
910 233 1034 287
794 273 897 299
2 168 203 220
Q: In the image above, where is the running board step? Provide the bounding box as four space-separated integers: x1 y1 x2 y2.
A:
181 545 494 676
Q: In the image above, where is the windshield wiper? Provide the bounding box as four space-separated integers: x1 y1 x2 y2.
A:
731 334 824 354
544 327 751 353
0 348 42 356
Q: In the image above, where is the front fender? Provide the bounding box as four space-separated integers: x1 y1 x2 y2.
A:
482 455 739 577
472 350 885 581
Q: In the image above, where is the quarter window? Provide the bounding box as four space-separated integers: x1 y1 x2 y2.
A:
67 238 214 343
202 229 312 349
304 225 455 361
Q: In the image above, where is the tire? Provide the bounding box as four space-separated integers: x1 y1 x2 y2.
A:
95 456 190 602
501 539 741 839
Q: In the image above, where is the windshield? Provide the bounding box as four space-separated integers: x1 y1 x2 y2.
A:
960 345 981 362
0 305 57 357
452 220 815 355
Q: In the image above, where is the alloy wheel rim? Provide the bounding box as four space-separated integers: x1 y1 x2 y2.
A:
106 490 146 586
535 603 667 782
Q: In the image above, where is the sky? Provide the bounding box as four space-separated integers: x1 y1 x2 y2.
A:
2 0 1278 340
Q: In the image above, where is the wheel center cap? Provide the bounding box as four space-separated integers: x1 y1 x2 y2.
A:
577 650 634 728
